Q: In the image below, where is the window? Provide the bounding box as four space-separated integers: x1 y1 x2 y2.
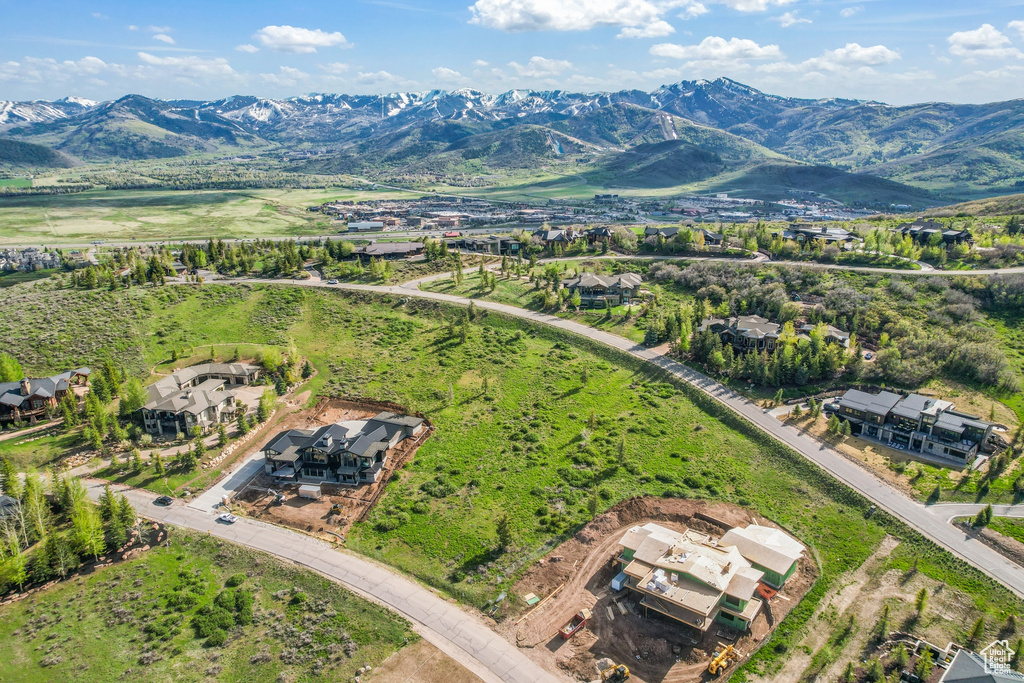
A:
304 467 327 479
724 595 740 607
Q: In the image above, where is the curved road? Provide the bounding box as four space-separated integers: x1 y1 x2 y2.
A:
301 275 1024 598
84 479 562 683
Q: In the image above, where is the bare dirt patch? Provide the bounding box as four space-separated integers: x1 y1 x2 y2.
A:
497 497 817 683
234 397 432 539
369 638 483 683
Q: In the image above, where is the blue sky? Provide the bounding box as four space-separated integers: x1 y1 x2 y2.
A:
2 0 1024 104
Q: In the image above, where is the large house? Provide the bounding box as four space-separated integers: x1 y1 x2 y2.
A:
349 242 424 261
0 367 90 423
262 412 426 485
139 363 260 436
614 522 804 633
833 389 996 464
561 272 643 308
894 219 973 246
772 224 859 246
699 316 850 353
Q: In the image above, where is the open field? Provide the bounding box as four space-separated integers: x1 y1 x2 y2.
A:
0 268 58 287
1 280 1022 681
0 186 416 244
0 177 32 188
0 528 415 683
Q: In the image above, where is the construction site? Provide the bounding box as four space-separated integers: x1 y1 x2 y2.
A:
233 397 432 540
498 497 816 683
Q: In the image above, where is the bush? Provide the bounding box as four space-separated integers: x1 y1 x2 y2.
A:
225 573 246 587
192 606 235 638
204 629 227 648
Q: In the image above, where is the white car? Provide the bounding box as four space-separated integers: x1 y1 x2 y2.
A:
217 513 238 524
327 279 339 284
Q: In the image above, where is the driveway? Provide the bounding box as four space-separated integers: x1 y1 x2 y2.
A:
84 479 563 683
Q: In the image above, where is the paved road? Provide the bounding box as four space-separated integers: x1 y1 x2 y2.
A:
289 277 1024 598
83 479 562 683
929 504 1024 523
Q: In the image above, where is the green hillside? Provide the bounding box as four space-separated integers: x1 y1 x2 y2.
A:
0 138 74 168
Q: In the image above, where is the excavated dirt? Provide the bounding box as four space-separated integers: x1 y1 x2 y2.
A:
234 397 431 539
498 497 817 683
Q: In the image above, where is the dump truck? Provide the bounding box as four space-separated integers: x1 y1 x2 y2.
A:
708 644 736 675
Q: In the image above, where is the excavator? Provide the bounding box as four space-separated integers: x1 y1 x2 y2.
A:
708 644 737 675
600 663 630 682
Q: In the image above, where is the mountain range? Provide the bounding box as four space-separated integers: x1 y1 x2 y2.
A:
2 78 1023 204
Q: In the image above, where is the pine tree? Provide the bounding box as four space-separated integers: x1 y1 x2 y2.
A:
98 483 116 521
496 514 513 551
790 403 803 419
237 411 250 435
967 616 986 646
915 587 929 616
218 423 228 447
130 448 144 474
0 456 21 500
841 419 852 437
153 451 165 476
914 649 933 679
194 437 206 459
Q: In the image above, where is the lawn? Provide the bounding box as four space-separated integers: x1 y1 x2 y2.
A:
988 517 1024 545
1 281 1021 681
0 268 58 287
0 428 88 471
0 529 414 683
0 177 32 188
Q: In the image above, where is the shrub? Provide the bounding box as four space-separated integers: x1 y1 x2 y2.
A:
225 573 246 587
205 629 227 648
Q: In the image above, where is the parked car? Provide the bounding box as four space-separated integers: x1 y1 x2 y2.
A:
327 279 338 284
154 495 173 506
864 352 874 360
217 513 238 524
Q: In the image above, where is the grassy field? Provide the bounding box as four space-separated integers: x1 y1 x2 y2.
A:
0 281 1021 681
0 268 58 287
0 186 415 244
0 177 32 188
0 529 414 683
0 428 85 471
989 517 1024 545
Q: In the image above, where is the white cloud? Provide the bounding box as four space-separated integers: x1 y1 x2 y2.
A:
136 52 236 77
152 34 176 45
91 12 108 19
507 55 574 77
432 66 468 83
651 36 782 61
235 44 259 53
712 0 795 11
253 25 348 53
260 66 310 87
948 24 1024 60
357 70 398 84
818 42 899 66
1010 20 1024 39
0 55 124 84
147 25 172 33
469 0 706 34
320 62 350 74
474 59 490 67
840 6 861 18
774 11 810 28
618 20 675 39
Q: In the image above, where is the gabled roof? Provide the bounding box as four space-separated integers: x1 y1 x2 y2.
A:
837 389 903 415
0 367 89 409
720 525 805 575
941 649 1024 682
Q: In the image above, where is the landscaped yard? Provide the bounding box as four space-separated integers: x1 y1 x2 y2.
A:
0 529 415 683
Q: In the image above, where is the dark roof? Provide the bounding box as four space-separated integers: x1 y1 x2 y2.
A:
357 242 423 256
838 389 903 415
263 411 423 461
562 272 643 291
0 367 89 408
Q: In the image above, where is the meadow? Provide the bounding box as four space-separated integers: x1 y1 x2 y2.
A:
0 186 412 244
1 280 1021 680
0 529 414 683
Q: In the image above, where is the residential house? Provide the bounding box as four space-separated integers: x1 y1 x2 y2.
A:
797 323 850 348
262 412 426 485
699 316 850 354
834 389 996 465
455 236 520 256
643 226 680 239
350 242 425 261
0 368 91 424
561 272 643 308
584 226 615 244
895 219 973 246
615 523 766 633
940 648 1024 683
700 229 725 246
719 525 805 589
532 228 579 246
771 224 858 245
139 363 260 436
699 315 782 352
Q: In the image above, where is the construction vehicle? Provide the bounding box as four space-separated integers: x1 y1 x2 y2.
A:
708 645 737 675
600 663 630 682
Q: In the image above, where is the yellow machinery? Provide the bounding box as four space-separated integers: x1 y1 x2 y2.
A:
600 664 630 682
708 645 737 675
